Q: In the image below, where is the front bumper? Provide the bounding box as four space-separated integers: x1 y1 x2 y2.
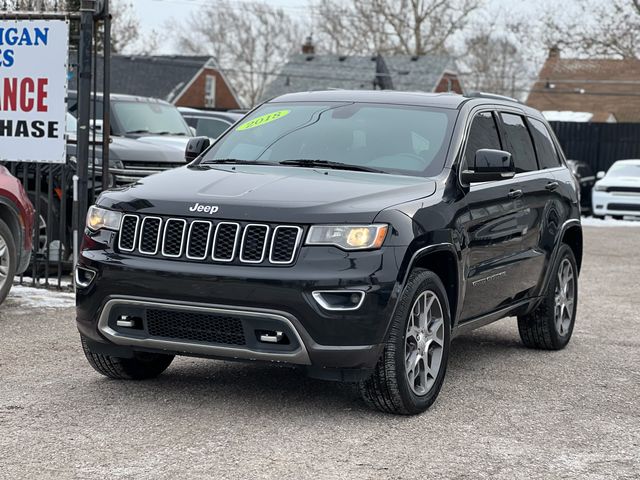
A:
76 244 403 378
592 190 640 217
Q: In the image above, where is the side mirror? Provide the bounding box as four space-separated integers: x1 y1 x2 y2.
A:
185 136 210 162
461 149 515 184
596 171 605 179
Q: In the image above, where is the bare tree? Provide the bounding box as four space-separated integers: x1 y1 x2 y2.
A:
458 27 529 99
314 0 481 56
173 0 301 106
108 0 140 54
545 0 640 59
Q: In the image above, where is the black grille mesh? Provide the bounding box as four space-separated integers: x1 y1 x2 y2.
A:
140 218 161 253
163 220 186 256
242 225 268 261
608 203 640 211
146 309 246 345
271 227 300 263
119 216 137 251
187 222 211 258
213 223 239 261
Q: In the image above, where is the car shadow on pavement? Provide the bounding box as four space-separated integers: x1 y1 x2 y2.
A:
86 325 529 416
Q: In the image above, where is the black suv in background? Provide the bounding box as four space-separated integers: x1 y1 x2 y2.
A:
76 91 582 415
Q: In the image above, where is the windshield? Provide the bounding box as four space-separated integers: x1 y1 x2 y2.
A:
607 163 640 178
200 102 455 177
111 101 191 136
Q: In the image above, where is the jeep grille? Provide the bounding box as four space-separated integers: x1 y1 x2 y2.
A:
146 308 246 345
118 215 303 266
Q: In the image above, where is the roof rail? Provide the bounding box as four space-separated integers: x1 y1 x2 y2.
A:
465 91 521 104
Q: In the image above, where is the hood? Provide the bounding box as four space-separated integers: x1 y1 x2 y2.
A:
98 165 437 223
596 176 640 188
109 136 190 164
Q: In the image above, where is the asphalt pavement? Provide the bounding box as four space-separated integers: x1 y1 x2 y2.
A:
1 225 639 479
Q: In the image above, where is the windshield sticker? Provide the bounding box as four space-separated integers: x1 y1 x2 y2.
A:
236 110 290 131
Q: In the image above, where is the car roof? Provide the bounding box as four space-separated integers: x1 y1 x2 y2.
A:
267 90 467 109
67 90 173 106
266 89 544 117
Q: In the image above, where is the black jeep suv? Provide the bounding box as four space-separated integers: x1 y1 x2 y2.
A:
76 90 582 415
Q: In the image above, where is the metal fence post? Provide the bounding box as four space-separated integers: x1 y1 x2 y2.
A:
76 0 95 257
101 0 111 191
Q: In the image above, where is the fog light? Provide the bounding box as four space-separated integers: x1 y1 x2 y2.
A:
312 290 365 311
75 266 96 288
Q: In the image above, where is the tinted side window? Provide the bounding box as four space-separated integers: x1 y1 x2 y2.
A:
464 112 501 167
529 118 560 169
197 118 231 139
499 113 538 172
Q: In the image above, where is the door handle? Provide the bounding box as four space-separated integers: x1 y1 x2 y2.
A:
545 181 559 191
508 189 523 199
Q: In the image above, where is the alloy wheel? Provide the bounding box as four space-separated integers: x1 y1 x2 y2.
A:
404 290 445 396
554 258 575 335
0 234 10 291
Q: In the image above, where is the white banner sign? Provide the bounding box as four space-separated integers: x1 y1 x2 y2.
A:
0 19 69 163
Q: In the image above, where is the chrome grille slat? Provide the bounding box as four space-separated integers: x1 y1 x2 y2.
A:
118 215 300 265
269 226 302 264
138 217 162 255
212 222 240 262
118 215 139 252
240 224 269 263
161 218 187 257
186 221 212 260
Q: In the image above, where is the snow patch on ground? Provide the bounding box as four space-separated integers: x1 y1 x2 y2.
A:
581 216 640 228
7 284 74 308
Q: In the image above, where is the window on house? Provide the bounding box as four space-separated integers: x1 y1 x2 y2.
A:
205 75 216 108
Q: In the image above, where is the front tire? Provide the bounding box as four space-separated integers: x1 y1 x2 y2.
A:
359 269 451 415
518 244 578 350
81 336 174 379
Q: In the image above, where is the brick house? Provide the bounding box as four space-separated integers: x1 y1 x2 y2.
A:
95 55 243 110
526 47 640 122
263 40 463 100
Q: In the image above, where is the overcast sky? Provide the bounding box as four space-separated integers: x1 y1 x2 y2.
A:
133 0 541 54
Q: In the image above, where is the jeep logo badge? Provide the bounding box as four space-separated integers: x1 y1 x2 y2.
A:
188 202 219 214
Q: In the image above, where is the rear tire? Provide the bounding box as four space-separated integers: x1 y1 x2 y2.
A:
0 219 17 305
518 244 578 350
81 336 174 379
359 269 451 415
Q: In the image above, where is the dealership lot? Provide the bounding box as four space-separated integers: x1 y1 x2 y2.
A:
1 226 639 480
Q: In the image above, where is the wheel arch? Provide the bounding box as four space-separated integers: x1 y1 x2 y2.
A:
562 224 583 273
396 243 461 327
0 199 23 254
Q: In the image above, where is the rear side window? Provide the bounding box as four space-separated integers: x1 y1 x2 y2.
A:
197 118 231 139
499 113 538 172
464 112 502 167
529 118 561 169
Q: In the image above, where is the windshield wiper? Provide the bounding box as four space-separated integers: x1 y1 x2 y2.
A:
200 158 275 165
154 131 188 136
125 129 151 134
279 159 386 173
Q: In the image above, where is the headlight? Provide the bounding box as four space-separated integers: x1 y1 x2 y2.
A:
86 205 123 231
306 224 388 250
594 184 607 192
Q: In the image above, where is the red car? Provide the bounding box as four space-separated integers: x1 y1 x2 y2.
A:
0 165 35 304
